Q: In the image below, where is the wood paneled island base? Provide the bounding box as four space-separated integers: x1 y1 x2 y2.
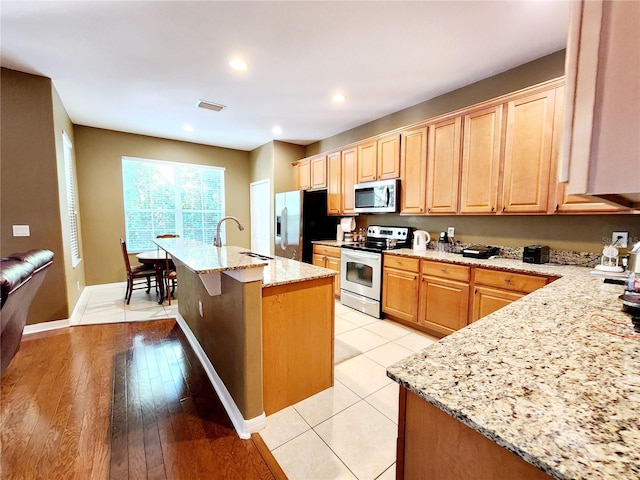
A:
397 387 553 480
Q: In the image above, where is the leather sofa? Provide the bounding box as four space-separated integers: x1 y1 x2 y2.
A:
1 249 54 374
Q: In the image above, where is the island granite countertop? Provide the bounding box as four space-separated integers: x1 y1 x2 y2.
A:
386 250 640 479
155 238 337 288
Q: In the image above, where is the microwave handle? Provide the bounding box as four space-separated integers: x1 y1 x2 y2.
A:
385 186 390 207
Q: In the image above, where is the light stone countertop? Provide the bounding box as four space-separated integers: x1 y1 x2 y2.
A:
154 238 337 287
386 249 640 479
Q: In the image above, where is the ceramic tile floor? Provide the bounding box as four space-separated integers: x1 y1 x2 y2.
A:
74 285 439 479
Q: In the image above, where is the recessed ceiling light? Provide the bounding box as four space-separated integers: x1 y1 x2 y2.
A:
332 93 346 103
272 126 283 135
229 58 248 71
182 124 194 132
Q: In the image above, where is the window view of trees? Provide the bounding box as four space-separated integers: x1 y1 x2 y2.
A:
122 157 225 251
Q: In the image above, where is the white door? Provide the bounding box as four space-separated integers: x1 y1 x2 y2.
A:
250 179 271 256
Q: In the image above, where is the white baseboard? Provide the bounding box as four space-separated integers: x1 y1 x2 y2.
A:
23 319 70 335
174 314 266 439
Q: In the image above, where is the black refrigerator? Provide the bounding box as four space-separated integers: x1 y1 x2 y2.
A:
274 189 338 264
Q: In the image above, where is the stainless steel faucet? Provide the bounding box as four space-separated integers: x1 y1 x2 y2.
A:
213 216 245 247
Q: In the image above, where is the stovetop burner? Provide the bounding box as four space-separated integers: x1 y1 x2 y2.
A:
342 225 411 253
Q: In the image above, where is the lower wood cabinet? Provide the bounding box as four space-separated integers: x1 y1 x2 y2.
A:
470 268 549 323
312 244 341 297
382 255 420 323
418 261 470 336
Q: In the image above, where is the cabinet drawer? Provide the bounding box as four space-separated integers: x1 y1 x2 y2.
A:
422 261 470 282
474 268 547 293
313 245 340 257
384 255 420 272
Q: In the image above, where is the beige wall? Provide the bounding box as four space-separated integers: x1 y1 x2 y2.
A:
74 126 252 285
0 68 69 322
273 140 303 194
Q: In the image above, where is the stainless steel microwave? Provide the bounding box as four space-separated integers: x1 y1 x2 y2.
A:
354 178 400 213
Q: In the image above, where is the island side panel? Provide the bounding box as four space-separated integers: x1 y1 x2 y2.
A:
398 387 553 480
262 276 334 415
177 264 264 420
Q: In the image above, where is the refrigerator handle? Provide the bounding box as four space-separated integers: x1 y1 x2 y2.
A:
280 206 287 250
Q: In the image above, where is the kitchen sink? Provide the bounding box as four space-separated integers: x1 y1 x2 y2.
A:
239 251 273 261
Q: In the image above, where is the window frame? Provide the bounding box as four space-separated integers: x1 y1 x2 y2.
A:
62 131 82 267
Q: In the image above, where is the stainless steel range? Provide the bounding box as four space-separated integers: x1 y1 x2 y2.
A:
340 225 411 318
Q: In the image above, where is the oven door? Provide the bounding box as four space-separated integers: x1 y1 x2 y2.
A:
340 248 382 301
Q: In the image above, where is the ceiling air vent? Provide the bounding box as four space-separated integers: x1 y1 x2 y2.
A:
197 100 226 112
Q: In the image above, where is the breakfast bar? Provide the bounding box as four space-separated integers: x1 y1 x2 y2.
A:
386 252 640 479
154 238 337 438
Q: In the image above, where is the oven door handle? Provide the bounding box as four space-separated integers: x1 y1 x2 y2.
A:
343 250 380 261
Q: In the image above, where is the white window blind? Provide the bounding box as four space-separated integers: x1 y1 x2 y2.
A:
122 157 225 251
63 131 81 267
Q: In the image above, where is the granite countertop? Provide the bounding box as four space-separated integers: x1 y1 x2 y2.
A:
155 238 337 287
154 238 268 274
386 250 640 479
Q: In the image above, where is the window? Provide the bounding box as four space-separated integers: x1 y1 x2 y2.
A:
122 157 225 251
63 131 81 266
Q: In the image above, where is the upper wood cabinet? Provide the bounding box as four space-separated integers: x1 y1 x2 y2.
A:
294 159 311 191
327 152 342 215
501 89 556 213
555 182 630 213
460 105 503 214
341 147 358 214
427 117 462 214
357 134 401 183
400 126 428 214
560 0 640 209
310 155 327 190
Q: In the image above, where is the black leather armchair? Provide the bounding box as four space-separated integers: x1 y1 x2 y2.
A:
1 249 54 374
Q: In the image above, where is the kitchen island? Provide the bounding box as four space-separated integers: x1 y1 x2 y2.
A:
154 238 337 438
386 250 640 479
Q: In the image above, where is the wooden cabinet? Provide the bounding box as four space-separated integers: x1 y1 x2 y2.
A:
382 255 420 323
357 134 401 184
418 261 470 336
554 182 630 213
560 0 640 209
327 152 342 215
470 268 549 322
427 117 462 214
312 244 341 297
310 155 327 190
501 90 556 213
341 147 358 214
400 126 428 214
294 159 310 191
460 105 503 213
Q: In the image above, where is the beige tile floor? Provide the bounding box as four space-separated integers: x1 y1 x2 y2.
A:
75 284 438 480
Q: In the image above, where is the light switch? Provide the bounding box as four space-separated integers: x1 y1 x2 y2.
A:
12 225 30 237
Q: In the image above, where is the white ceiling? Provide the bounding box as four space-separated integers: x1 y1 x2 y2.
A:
1 1 570 152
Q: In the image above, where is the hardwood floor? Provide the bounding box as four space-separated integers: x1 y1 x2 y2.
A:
0 320 286 480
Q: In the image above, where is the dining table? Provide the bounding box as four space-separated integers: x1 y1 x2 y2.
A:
136 249 173 304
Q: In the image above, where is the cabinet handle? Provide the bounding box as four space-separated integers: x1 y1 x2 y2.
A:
440 268 447 273
555 204 559 212
491 206 495 212
502 206 506 212
413 276 417 280
504 278 512 284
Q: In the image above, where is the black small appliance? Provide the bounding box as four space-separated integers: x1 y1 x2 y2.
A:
462 245 500 259
523 245 549 264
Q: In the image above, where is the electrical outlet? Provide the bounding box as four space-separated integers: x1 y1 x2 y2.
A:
612 231 628 248
447 227 455 238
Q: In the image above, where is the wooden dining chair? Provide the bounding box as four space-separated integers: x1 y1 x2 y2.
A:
156 234 179 304
120 238 156 304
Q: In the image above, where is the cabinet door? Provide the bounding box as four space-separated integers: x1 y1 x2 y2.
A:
460 105 503 213
312 253 325 268
327 152 342 214
357 141 378 183
471 286 523 323
400 127 428 214
382 267 420 323
326 255 341 297
427 117 462 214
310 155 327 190
502 90 556 213
555 182 629 213
295 160 311 191
377 133 401 180
418 276 469 336
342 147 358 214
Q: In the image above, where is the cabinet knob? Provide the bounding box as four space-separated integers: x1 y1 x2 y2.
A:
504 278 512 284
502 206 506 212
555 204 559 211
413 276 417 281
491 206 495 212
